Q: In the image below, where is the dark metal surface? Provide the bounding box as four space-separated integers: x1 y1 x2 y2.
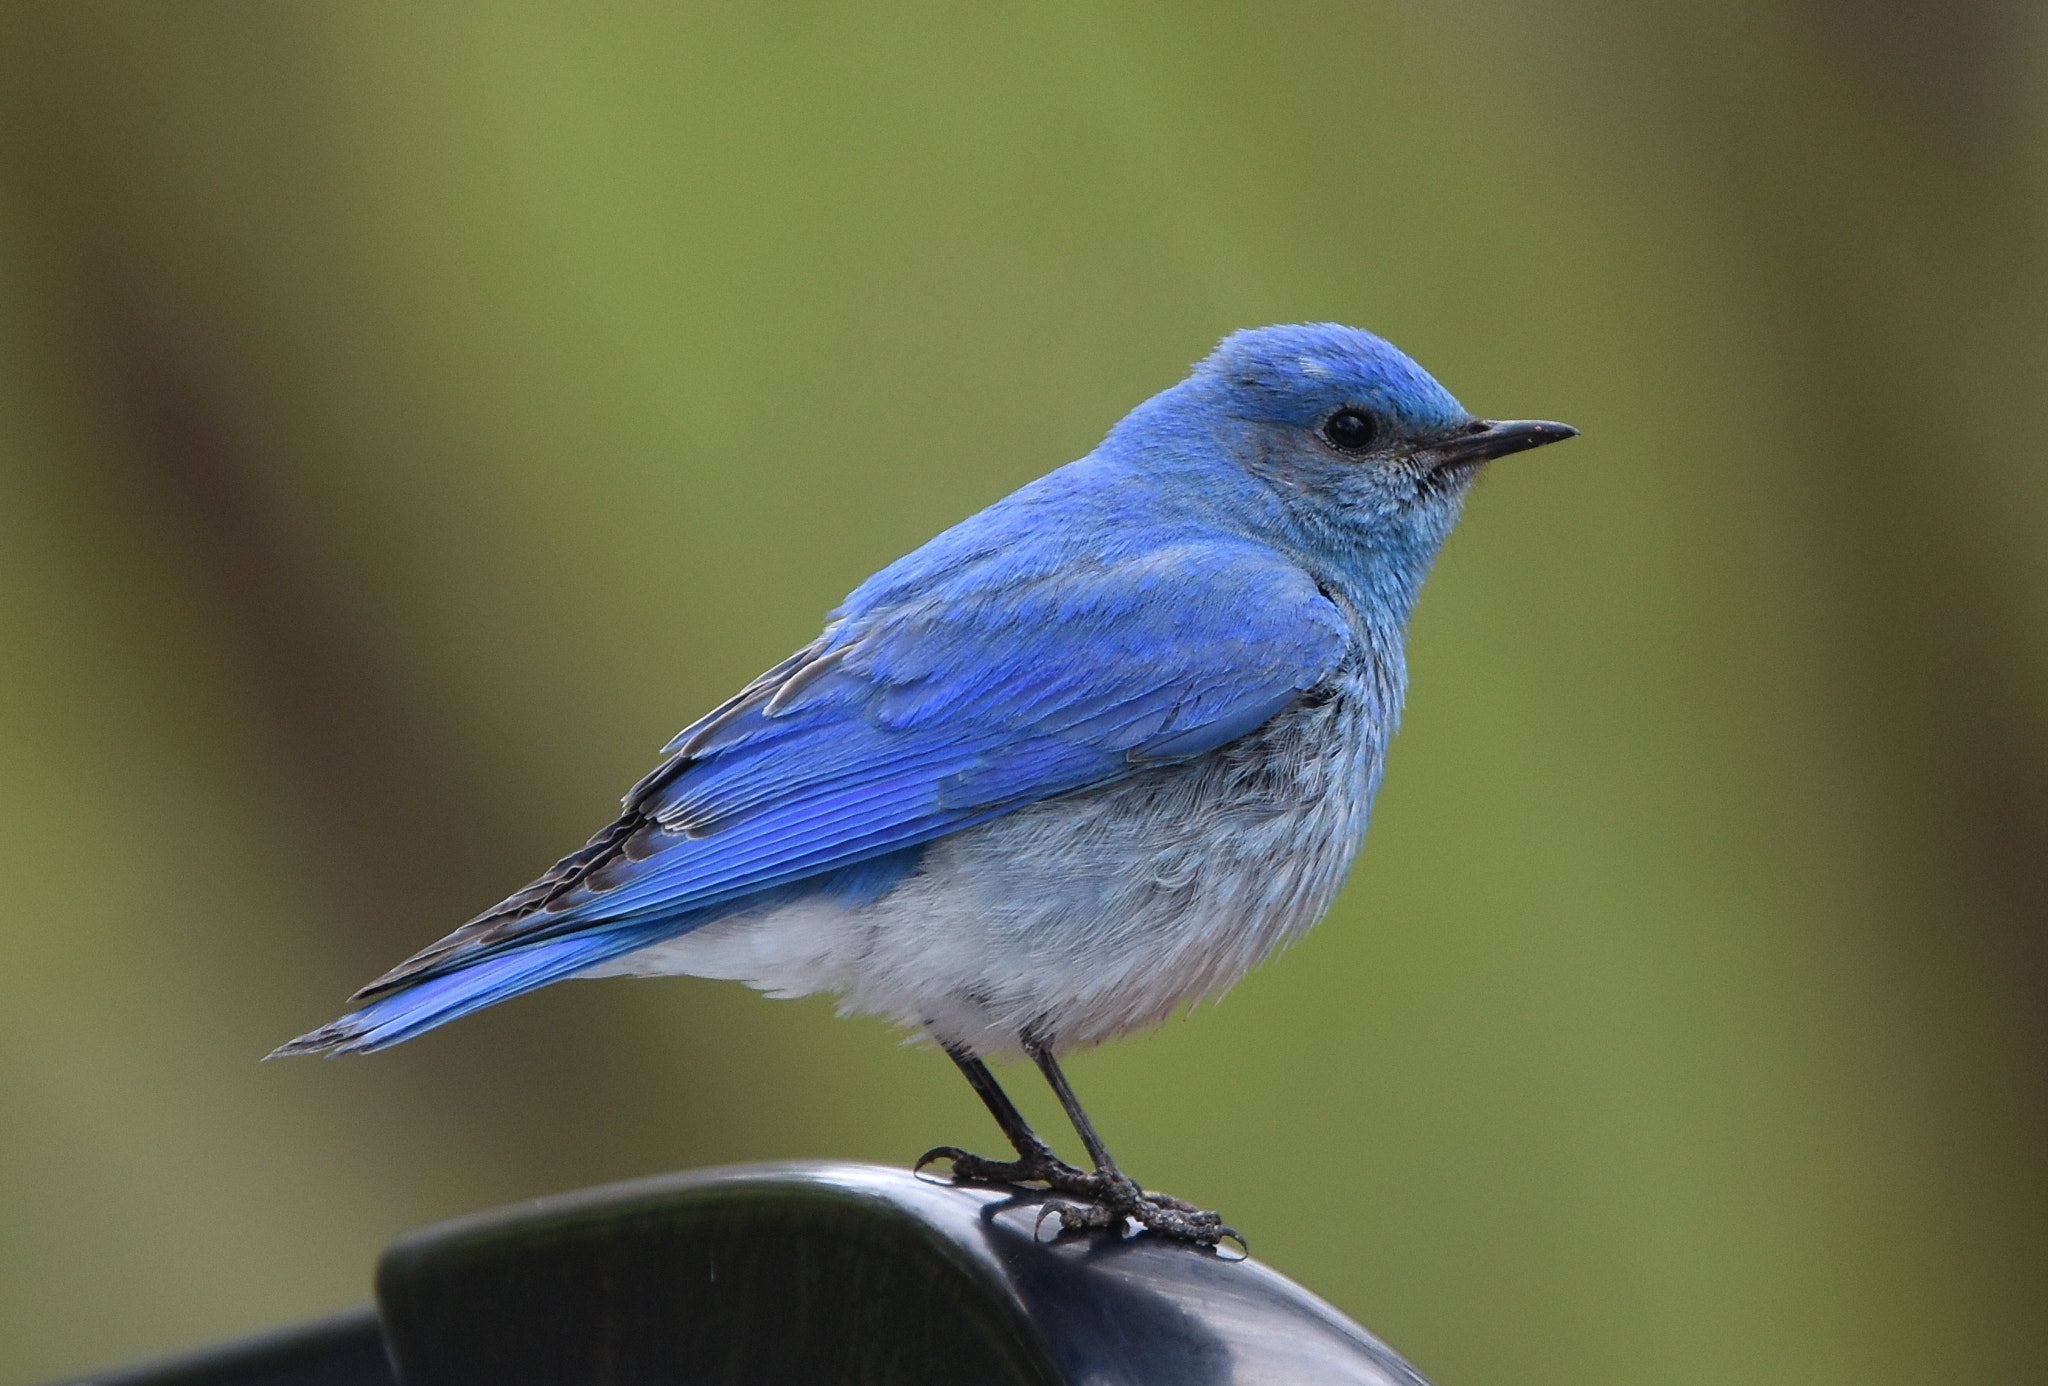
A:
376 1161 1435 1386
48 1308 393 1386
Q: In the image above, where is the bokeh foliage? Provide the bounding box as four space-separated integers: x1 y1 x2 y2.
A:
1 3 2042 1383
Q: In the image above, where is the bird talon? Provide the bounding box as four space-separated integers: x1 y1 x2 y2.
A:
912 1140 1234 1249
914 1136 1099 1192
1116 1193 1241 1248
913 1146 971 1180
1036 1198 1121 1240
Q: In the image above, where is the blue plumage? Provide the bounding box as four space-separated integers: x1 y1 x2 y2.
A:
275 323 1574 1246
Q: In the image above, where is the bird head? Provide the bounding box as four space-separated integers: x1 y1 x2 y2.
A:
1151 322 1577 603
1196 321 1574 509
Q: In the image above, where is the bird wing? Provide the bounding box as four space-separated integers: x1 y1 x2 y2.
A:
307 538 1348 1046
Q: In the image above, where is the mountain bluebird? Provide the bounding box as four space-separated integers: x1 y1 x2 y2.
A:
277 323 1575 1246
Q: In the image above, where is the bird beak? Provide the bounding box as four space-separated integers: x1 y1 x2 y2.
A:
1428 419 1579 470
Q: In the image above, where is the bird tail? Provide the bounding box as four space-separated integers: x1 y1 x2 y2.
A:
267 929 649 1058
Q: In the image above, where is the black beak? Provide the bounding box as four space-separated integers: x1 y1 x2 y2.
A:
1429 418 1578 470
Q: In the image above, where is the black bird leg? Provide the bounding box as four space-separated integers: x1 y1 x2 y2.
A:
916 1037 1241 1249
917 1043 1082 1184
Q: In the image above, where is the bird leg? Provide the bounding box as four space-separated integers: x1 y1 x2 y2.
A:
916 1043 1090 1186
1024 1038 1240 1247
916 1039 1241 1250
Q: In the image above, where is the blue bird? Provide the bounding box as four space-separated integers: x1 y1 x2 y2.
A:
276 323 1575 1245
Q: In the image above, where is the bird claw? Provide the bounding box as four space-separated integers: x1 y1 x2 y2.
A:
916 1143 1091 1189
913 1145 974 1181
1035 1198 1115 1239
919 1145 1243 1251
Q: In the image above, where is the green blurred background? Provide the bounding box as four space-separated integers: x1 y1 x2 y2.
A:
1 3 2043 1382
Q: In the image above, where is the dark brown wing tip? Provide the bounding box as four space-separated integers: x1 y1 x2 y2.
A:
265 1025 348 1060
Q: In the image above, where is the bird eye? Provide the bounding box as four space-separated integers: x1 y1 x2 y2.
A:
1321 408 1379 454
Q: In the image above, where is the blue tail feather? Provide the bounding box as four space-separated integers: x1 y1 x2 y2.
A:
270 929 654 1057
270 845 931 1058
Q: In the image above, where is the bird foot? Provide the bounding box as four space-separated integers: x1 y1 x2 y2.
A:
915 1144 1244 1252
